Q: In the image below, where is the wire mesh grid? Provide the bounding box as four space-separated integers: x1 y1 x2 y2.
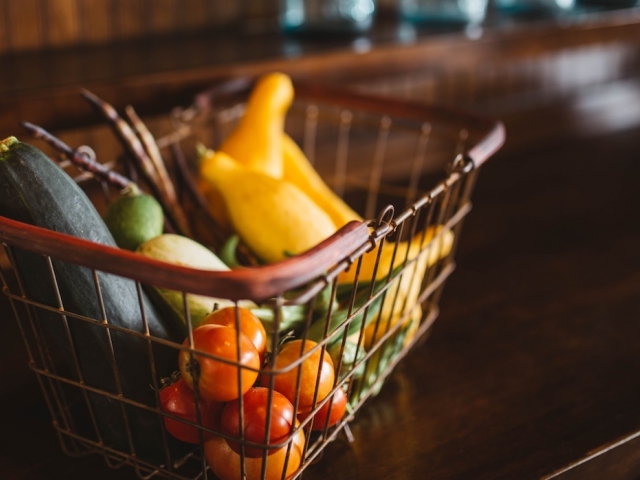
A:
0 79 503 479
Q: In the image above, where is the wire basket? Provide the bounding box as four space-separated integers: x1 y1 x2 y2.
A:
0 78 504 480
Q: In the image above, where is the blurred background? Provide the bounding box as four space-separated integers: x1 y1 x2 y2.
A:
3 0 640 147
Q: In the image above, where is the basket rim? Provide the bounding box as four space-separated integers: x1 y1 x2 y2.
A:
0 217 369 302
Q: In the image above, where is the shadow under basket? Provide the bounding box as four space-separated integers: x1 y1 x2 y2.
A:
0 79 504 479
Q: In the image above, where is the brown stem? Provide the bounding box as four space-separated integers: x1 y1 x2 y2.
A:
80 89 192 237
125 105 177 204
20 121 132 190
81 89 161 185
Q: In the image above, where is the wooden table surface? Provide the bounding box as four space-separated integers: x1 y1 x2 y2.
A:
2 7 640 480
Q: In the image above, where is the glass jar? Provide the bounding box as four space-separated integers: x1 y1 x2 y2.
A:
399 0 489 25
575 0 637 7
280 0 377 34
494 0 576 14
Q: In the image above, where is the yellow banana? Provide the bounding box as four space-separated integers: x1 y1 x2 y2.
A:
199 151 337 264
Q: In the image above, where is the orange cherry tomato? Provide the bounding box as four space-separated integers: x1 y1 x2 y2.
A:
179 324 260 402
204 422 305 480
201 306 268 363
262 339 335 413
297 386 347 431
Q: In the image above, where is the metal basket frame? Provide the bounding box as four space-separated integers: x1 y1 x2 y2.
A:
0 80 504 480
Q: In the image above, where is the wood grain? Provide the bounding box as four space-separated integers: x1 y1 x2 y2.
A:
149 0 178 35
79 0 113 44
115 0 148 40
0 0 8 54
182 0 210 32
5 0 44 51
45 0 79 47
0 0 274 55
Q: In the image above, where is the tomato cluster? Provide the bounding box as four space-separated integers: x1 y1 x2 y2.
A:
159 306 348 480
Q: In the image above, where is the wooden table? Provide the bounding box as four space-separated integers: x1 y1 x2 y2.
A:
2 6 640 480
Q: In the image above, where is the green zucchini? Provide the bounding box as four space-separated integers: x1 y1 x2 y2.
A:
0 137 182 463
103 184 164 251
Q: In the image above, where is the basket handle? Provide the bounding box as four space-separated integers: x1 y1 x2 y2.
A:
0 215 370 302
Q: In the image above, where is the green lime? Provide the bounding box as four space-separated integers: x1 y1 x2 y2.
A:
104 186 164 250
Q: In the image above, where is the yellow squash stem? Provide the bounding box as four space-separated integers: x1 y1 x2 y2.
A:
219 72 294 179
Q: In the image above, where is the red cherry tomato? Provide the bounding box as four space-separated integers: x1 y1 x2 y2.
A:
201 306 268 363
159 378 221 444
221 387 295 457
179 324 261 402
297 386 347 431
204 423 305 480
262 339 335 413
